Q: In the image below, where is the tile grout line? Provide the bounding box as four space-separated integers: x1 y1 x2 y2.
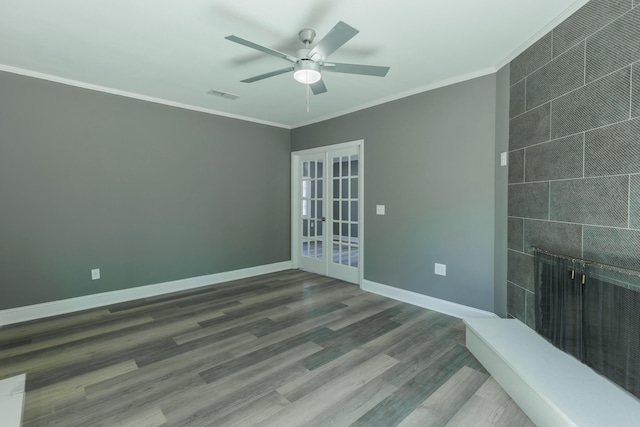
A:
523 148 527 183
631 65 634 120
548 180 551 221
524 288 529 325
582 133 586 178
524 77 527 114
509 172 635 185
515 24 601 92
508 247 533 257
512 116 639 152
549 101 553 141
583 4 637 56
507 280 533 295
522 217 525 253
510 35 553 89
629 175 631 229
583 41 587 85
508 216 640 232
510 62 633 122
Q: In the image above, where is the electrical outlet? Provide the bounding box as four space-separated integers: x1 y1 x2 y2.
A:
376 205 386 215
500 151 508 167
91 268 100 280
435 263 447 276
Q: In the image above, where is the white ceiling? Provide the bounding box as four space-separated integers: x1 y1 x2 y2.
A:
0 0 588 128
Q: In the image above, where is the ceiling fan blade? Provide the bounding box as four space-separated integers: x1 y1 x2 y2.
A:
225 35 298 63
309 21 359 60
241 67 293 83
323 62 390 77
310 79 327 95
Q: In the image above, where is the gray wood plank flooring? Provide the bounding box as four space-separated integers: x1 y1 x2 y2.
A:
0 270 534 426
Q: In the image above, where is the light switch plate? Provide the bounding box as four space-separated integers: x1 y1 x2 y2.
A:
500 152 508 167
435 263 446 276
376 205 386 215
91 268 100 280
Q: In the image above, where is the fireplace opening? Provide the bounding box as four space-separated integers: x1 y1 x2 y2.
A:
534 248 640 400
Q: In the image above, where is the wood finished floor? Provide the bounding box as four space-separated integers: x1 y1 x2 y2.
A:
0 270 534 427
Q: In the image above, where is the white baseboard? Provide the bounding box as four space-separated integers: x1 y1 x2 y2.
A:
0 261 292 326
361 279 498 319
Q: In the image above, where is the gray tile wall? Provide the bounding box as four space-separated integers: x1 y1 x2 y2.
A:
507 0 640 325
633 63 640 117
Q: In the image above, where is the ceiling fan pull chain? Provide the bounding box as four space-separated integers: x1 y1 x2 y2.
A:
306 84 310 113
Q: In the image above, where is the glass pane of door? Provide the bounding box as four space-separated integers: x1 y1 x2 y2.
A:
331 152 359 269
301 158 324 263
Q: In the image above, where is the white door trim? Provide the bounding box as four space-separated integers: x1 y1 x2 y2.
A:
291 140 364 285
291 140 364 156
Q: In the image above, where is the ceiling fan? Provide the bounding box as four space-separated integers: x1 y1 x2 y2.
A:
225 21 390 95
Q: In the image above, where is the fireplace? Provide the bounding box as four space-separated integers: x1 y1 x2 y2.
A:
534 248 640 399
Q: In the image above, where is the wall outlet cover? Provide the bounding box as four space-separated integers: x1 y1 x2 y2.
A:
435 263 446 276
91 268 100 280
376 205 386 215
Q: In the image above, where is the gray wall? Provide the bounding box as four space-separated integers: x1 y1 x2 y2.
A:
507 0 640 326
0 71 291 310
292 74 505 313
494 65 510 318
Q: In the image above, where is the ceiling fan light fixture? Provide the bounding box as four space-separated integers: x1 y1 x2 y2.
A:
293 60 321 85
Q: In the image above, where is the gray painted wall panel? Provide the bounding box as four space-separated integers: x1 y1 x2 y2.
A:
0 72 291 309
494 65 510 318
292 75 501 312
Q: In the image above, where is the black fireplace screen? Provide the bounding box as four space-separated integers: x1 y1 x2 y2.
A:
534 248 640 399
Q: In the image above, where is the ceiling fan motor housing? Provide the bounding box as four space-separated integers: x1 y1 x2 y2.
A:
296 48 313 60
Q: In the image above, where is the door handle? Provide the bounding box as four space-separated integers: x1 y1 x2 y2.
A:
322 217 326 222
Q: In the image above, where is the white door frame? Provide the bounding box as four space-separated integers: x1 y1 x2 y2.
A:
291 140 364 285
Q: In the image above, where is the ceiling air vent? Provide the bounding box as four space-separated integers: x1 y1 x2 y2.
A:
206 89 239 100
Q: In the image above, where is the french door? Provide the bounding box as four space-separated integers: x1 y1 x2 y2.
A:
292 142 362 284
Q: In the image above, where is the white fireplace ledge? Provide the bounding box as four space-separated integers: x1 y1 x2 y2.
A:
0 374 25 427
465 318 640 427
